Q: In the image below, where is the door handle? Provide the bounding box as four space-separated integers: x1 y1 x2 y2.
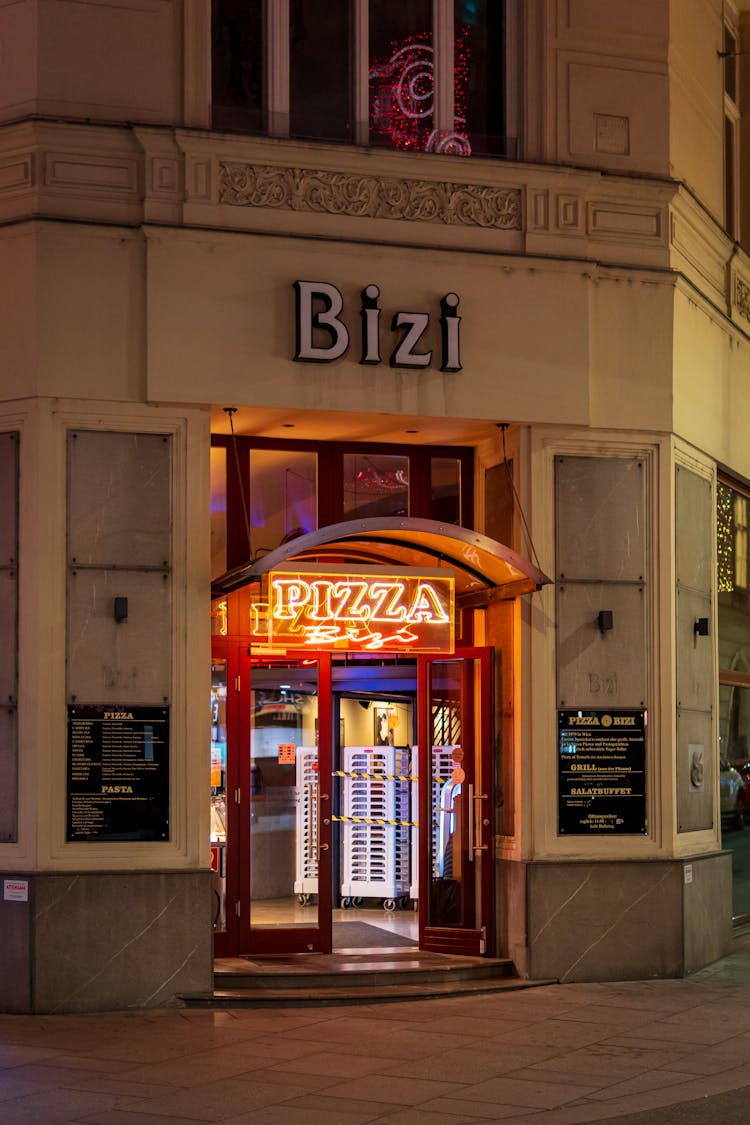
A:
469 784 489 859
319 842 329 851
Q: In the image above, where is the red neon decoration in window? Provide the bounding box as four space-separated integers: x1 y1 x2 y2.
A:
369 28 471 155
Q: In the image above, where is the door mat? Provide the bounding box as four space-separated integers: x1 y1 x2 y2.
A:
332 921 416 949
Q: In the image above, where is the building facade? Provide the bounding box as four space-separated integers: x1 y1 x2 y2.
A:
1 0 750 1012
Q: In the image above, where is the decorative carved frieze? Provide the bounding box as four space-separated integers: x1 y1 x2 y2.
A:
218 162 523 230
735 276 750 324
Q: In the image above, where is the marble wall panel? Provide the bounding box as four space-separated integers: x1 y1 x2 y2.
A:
0 882 32 1012
683 853 732 972
527 861 684 982
32 871 213 1013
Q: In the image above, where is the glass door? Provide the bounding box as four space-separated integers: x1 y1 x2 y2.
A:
240 651 332 954
417 650 492 956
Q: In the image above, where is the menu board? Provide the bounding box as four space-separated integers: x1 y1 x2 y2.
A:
67 705 169 841
558 709 646 835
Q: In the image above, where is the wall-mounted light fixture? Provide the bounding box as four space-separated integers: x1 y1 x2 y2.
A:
597 610 614 635
114 596 128 624
694 617 710 637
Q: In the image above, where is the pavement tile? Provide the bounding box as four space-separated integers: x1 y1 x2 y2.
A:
221 1106 381 1125
123 1075 312 1120
597 1020 739 1046
278 1092 406 1117
523 1042 692 1078
450 1074 600 1109
411 1096 544 1120
490 1020 624 1049
0 1044 62 1068
80 1114 205 1125
0 1088 122 1124
380 1046 562 1083
581 1067 696 1101
304 1073 464 1105
264 1050 401 1078
549 1004 658 1029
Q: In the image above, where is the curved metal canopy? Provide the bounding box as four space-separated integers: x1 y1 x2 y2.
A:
211 517 550 605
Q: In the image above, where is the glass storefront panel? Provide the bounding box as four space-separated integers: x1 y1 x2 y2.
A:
210 659 228 932
427 660 466 928
211 0 264 134
249 661 319 930
718 480 750 918
290 0 352 141
342 453 409 519
249 449 317 554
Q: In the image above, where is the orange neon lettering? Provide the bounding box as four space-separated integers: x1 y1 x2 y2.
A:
368 582 407 621
273 579 311 619
407 582 449 622
335 581 367 619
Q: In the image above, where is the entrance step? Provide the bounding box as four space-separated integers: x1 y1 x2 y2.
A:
181 951 556 1009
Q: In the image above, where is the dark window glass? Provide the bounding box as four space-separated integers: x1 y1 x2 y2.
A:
725 26 737 102
456 1 509 157
343 453 409 518
725 114 736 238
291 0 352 141
431 457 460 524
369 0 432 151
212 0 264 133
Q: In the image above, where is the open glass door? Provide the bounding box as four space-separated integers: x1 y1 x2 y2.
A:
241 652 332 954
418 649 492 956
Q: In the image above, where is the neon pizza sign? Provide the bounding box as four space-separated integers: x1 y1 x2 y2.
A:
262 566 455 653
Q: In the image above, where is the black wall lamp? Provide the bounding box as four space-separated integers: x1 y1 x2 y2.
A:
114 596 129 624
597 610 614 635
694 617 710 637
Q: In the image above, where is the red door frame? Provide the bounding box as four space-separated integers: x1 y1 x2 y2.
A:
417 648 493 957
235 648 333 956
213 642 493 959
211 637 240 958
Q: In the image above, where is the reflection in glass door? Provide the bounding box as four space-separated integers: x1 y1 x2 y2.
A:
210 658 228 936
245 656 332 954
419 652 492 956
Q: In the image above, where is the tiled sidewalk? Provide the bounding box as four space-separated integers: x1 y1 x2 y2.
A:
3 933 750 1124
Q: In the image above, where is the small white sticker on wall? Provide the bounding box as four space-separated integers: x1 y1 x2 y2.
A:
684 864 694 885
3 878 28 902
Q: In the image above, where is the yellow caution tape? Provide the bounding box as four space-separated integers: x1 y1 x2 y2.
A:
331 814 418 828
332 770 450 783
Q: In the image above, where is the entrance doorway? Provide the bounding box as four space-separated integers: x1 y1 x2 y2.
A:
211 648 493 959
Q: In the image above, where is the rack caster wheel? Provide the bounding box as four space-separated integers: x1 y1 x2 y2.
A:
297 893 311 906
352 896 363 907
383 898 397 912
341 897 352 908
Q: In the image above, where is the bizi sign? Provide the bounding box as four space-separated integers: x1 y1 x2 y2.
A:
293 281 462 371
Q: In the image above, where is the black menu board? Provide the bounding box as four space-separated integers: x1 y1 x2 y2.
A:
558 709 646 835
67 705 169 841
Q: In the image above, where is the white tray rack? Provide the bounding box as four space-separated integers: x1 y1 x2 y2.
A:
410 745 459 901
293 746 319 903
340 745 411 909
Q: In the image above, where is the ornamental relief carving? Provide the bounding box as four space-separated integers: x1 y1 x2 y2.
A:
218 161 522 230
735 276 750 324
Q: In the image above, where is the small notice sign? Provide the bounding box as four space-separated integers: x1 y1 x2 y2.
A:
4 878 28 902
278 743 296 764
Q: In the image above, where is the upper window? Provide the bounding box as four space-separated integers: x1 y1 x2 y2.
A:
211 0 514 159
723 16 740 239
210 436 472 574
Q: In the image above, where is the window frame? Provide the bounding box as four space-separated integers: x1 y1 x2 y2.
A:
207 0 519 156
211 434 474 572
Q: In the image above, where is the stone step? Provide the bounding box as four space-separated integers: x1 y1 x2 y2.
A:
181 975 552 1009
212 957 516 992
